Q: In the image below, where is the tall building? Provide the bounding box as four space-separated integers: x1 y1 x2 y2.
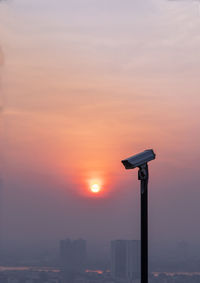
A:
59 238 87 283
111 240 140 282
176 241 190 261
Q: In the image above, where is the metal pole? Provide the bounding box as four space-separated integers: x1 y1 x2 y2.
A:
138 164 149 283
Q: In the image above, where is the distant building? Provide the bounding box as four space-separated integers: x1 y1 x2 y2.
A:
59 238 87 283
176 241 190 261
111 240 140 282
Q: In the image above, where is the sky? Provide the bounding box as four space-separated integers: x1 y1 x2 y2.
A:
0 0 200 257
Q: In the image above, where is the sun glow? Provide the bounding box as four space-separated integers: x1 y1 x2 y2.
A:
90 183 101 193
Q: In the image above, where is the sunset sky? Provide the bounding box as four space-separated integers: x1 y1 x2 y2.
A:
0 0 200 256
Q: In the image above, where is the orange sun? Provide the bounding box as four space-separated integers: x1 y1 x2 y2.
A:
90 183 101 194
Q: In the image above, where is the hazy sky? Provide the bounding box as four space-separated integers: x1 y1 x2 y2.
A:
0 0 200 256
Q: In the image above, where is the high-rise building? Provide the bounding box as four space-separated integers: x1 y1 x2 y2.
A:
111 240 140 282
59 238 87 283
176 241 190 261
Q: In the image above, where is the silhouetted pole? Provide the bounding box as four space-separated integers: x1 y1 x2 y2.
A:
121 149 155 283
138 163 149 283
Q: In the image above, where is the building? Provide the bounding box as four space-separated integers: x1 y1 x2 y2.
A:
176 241 190 261
111 240 140 282
59 238 87 283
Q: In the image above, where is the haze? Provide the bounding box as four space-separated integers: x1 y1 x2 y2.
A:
0 0 200 258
